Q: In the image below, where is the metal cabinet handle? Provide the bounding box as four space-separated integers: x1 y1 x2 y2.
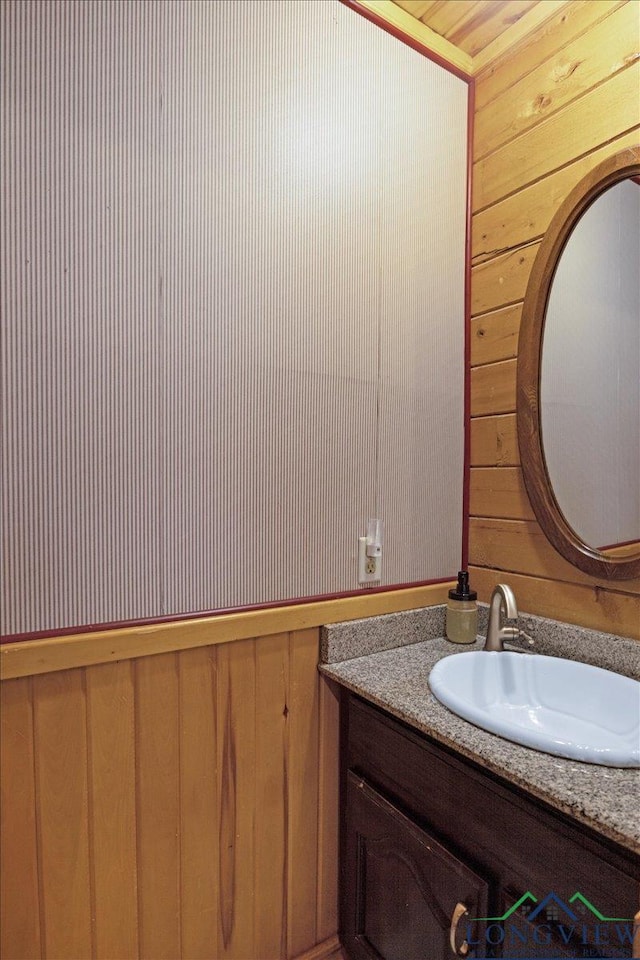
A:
449 901 469 957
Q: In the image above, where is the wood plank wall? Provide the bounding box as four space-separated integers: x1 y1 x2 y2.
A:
469 0 640 638
0 631 340 960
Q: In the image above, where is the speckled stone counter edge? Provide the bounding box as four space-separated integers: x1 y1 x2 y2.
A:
320 638 640 855
320 604 446 663
321 603 640 679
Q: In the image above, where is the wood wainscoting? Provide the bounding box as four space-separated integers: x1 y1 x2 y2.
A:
0 584 450 960
470 0 640 637
1 630 340 960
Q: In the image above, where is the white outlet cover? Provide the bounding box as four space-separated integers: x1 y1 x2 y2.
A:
358 536 382 583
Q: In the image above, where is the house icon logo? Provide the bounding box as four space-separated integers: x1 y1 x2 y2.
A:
465 890 636 959
527 892 579 924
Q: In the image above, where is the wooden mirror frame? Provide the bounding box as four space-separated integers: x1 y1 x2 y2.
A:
517 145 640 581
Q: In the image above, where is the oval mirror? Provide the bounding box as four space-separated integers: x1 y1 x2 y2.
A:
517 146 640 581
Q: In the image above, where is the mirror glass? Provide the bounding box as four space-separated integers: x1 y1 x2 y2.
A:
540 178 640 558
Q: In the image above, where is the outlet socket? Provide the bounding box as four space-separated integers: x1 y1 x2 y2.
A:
358 536 382 583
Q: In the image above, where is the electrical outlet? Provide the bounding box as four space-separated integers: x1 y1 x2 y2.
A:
358 536 382 584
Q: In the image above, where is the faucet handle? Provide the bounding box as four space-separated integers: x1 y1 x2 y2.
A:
503 629 536 654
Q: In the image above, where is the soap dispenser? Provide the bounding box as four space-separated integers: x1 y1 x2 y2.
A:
446 571 478 644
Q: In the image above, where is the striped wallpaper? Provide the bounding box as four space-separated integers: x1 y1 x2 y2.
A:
1 0 468 636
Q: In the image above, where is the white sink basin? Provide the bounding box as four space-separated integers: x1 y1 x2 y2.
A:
428 651 640 767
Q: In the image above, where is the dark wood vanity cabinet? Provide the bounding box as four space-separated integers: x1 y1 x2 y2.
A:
345 771 489 959
340 691 640 960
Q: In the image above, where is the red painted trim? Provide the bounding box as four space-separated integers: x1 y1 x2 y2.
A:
339 0 473 82
0 577 454 644
462 79 475 572
597 538 640 551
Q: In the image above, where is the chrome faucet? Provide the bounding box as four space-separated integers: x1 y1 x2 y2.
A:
484 584 521 651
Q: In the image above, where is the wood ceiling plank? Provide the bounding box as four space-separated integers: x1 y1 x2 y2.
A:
453 0 538 58
472 0 573 76
358 0 474 73
390 0 585 76
423 0 486 37
394 0 438 18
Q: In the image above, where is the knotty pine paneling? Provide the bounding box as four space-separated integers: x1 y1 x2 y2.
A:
474 61 639 210
470 518 640 592
474 0 626 109
472 127 640 262
287 630 322 958
217 641 257 960
470 359 517 417
471 242 541 316
470 414 520 467
470 567 640 640
470 467 535 521
253 634 289 960
474 3 639 160
0 631 338 960
179 646 219 960
470 304 521 366
470 2 640 635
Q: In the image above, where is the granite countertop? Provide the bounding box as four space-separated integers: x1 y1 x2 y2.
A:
320 635 640 855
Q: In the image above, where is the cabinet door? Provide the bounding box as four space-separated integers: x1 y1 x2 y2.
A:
342 772 490 960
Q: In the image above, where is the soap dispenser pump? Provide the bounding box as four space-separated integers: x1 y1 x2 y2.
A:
446 570 478 644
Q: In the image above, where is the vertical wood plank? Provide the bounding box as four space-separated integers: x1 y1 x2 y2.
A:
136 653 181 960
217 639 256 960
316 677 340 944
179 645 219 960
0 678 41 960
86 660 139 960
254 634 290 960
287 628 320 959
33 669 93 958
